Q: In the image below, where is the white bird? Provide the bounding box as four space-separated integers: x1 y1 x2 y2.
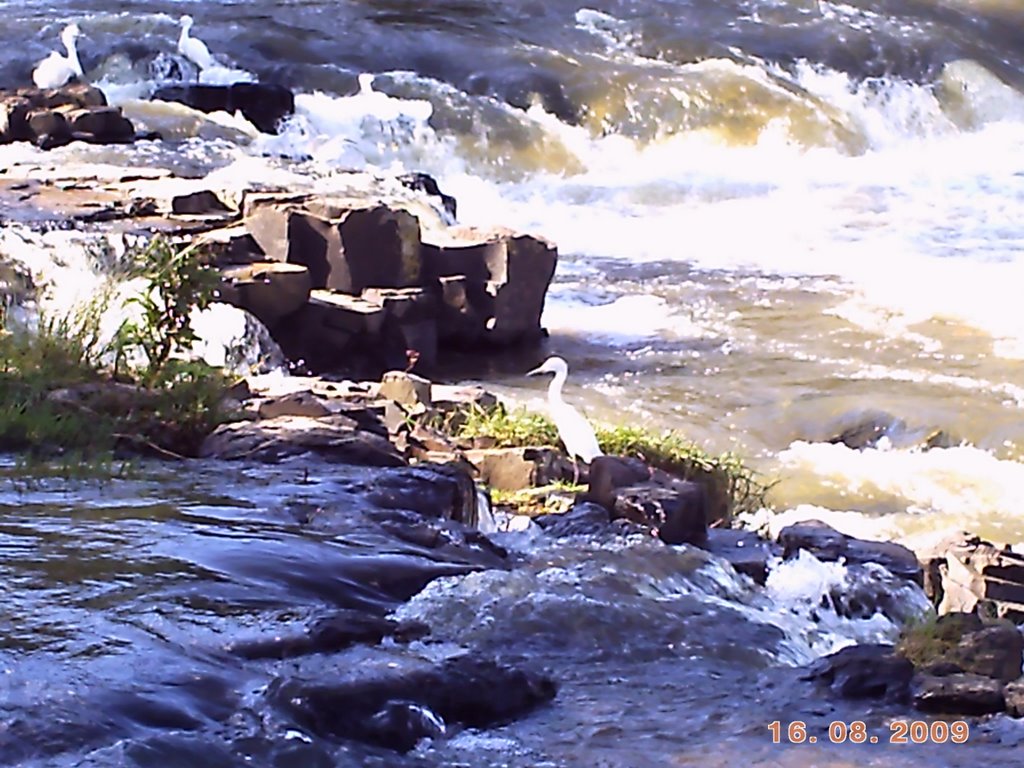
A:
32 23 83 89
527 356 604 484
178 15 215 71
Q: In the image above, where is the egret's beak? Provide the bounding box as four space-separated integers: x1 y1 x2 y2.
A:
526 364 544 376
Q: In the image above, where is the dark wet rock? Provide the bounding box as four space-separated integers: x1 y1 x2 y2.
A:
269 655 557 752
152 82 295 134
2 86 136 148
801 644 914 701
172 189 234 216
226 609 430 660
827 410 955 450
613 481 708 547
779 519 922 585
919 530 1024 620
534 502 611 538
1004 679 1024 718
464 446 564 491
397 171 457 222
366 462 480 526
703 528 781 585
199 414 405 465
219 262 312 327
582 455 712 545
912 672 1006 715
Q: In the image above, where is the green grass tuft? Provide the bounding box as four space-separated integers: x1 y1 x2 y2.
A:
446 403 773 517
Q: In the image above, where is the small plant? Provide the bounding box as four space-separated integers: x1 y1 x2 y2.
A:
114 236 220 384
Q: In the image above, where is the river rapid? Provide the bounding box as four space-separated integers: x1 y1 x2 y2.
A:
2 0 1024 765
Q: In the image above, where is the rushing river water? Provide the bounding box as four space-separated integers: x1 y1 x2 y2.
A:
2 0 1024 765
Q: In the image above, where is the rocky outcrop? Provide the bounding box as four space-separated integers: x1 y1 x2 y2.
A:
241 193 557 372
1 84 139 148
778 519 923 585
152 82 295 134
269 655 556 752
919 531 1024 620
703 528 781 585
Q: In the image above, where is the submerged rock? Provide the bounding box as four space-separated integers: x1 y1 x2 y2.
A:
801 644 914 701
269 655 557 752
226 609 429 660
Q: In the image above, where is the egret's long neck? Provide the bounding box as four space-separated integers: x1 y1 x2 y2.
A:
179 20 192 47
64 34 82 75
547 369 567 405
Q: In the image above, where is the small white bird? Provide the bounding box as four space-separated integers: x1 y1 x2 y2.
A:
178 15 215 71
527 356 604 484
32 23 83 89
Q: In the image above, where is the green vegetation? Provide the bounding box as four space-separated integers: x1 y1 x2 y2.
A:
0 236 232 459
447 403 773 516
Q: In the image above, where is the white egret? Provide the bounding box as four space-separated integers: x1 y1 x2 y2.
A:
178 15 215 71
32 23 83 89
527 356 603 483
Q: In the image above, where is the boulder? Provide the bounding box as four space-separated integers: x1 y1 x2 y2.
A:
464 446 564 491
269 655 556 752
778 519 922 584
801 644 914 701
16 83 107 109
912 673 1006 715
919 531 1024 620
397 172 457 222
219 261 312 327
949 623 1024 683
152 82 295 134
365 463 480 526
171 189 234 216
702 528 780 585
63 106 135 143
421 226 557 344
199 415 405 465
613 481 708 547
27 109 70 145
0 97 31 142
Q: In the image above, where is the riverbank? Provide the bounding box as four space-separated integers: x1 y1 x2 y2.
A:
3 79 1024 765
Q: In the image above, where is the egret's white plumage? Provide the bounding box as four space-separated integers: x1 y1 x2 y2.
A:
178 15 215 70
32 23 83 89
527 356 603 481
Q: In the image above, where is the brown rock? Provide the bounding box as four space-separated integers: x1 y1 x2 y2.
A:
63 106 134 143
27 109 70 144
220 261 312 327
948 623 1024 683
464 447 563 491
379 371 433 408
257 391 332 420
585 455 652 509
306 290 387 335
171 189 233 215
0 97 31 142
912 672 1005 715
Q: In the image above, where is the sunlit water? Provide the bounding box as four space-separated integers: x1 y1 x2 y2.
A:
3 0 1024 764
